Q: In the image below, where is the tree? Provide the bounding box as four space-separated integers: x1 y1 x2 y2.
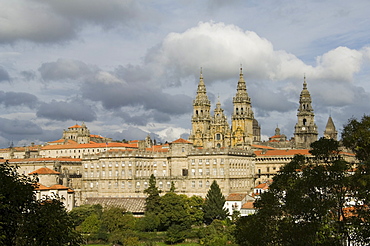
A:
342 115 370 244
203 180 228 224
0 160 82 245
144 174 161 214
235 138 354 245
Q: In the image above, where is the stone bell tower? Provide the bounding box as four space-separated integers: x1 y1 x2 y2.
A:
294 76 318 148
231 67 254 147
189 69 211 148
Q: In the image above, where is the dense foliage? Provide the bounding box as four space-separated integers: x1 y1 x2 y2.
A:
203 180 229 224
72 176 237 245
235 117 370 246
0 160 82 246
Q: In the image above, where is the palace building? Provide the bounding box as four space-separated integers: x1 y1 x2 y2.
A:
0 68 351 209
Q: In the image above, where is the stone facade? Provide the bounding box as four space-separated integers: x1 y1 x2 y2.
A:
189 68 260 149
294 77 318 148
0 69 346 208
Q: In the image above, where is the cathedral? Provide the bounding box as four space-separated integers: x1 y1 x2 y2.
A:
189 67 260 149
0 67 348 209
189 68 331 150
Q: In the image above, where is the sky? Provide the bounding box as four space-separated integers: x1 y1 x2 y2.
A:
1 0 370 148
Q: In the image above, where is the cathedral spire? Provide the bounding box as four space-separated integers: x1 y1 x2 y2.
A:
294 76 318 148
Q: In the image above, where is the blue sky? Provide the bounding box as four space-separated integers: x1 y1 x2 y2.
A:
0 0 370 147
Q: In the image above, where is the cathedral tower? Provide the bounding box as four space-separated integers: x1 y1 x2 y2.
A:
323 116 338 140
210 99 231 148
294 76 318 148
189 69 211 147
231 67 254 147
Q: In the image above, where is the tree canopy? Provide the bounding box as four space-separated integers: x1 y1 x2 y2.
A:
0 160 82 246
203 180 228 225
235 138 354 245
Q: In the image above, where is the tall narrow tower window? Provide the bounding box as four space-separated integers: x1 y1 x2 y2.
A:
236 108 239 115
241 108 244 114
303 118 307 126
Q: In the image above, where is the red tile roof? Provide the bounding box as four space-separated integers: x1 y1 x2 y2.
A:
7 157 81 163
251 144 277 150
69 124 81 128
255 149 311 156
226 193 247 201
171 138 191 144
29 167 60 175
241 201 255 209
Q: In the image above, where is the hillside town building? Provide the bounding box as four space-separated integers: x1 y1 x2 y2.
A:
0 68 353 211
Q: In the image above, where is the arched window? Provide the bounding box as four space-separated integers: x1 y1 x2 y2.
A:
303 118 307 125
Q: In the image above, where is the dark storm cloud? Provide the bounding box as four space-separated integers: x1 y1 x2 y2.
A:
115 110 171 125
81 80 192 116
20 70 37 81
249 83 297 114
0 67 10 82
44 0 154 28
0 117 43 136
0 91 39 108
36 100 97 122
0 1 156 44
109 126 150 142
39 59 95 81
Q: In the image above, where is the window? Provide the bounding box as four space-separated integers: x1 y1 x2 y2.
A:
191 159 195 165
206 159 210 165
122 161 125 167
128 170 132 177
167 182 171 189
159 181 163 189
163 170 167 176
199 159 202 164
121 170 125 177
115 170 119 177
128 181 132 189
221 159 224 164
206 168 210 176
199 168 203 176
163 161 166 166
191 169 196 176
213 168 217 175
90 172 94 178
192 181 195 188
216 133 221 140
136 182 140 188
220 168 224 176
206 180 210 188
109 170 112 177
199 181 203 188
121 181 125 189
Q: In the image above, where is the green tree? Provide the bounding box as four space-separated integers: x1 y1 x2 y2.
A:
158 192 190 230
342 115 370 244
144 174 161 214
78 213 101 234
203 180 228 224
235 138 353 245
69 204 103 227
0 160 82 245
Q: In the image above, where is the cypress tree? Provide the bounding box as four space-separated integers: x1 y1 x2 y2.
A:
203 180 228 224
144 174 161 213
